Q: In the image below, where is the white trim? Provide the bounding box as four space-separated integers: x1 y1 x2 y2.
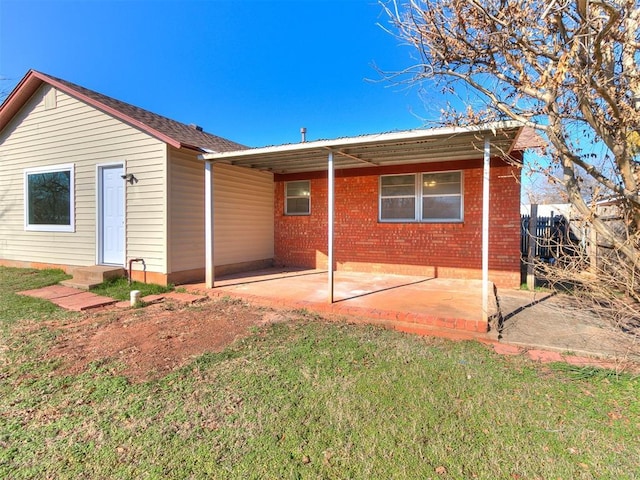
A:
378 170 464 223
200 121 522 161
284 180 311 215
379 173 417 222
421 171 464 223
24 163 75 233
96 162 126 266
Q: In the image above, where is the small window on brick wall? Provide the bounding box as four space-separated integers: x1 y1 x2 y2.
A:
285 180 310 215
380 174 416 221
422 171 463 221
379 171 463 222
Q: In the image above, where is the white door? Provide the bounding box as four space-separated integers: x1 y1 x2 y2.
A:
99 165 125 265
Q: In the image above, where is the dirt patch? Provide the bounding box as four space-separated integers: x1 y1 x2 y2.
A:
45 297 291 383
39 289 640 383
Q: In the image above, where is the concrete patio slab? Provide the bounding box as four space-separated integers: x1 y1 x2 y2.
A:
497 289 640 362
184 268 640 367
186 269 496 335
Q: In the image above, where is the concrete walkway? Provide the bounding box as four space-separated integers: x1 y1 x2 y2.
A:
497 289 640 363
18 286 204 311
18 285 117 311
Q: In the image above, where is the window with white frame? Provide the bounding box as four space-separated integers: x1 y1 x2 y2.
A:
24 164 75 232
421 171 463 221
285 180 310 215
379 171 463 222
380 174 416 221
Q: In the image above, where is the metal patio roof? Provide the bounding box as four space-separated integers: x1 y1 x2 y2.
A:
199 121 527 174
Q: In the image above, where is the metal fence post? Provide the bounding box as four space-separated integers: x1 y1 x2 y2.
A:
526 204 538 290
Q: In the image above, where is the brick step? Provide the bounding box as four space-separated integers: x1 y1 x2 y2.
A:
61 266 126 290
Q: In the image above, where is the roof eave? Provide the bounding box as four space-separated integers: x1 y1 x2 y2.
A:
199 121 524 162
0 70 184 149
0 70 43 133
197 121 525 174
34 71 184 149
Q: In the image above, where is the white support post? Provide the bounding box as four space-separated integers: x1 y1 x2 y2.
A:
205 161 215 288
327 151 335 303
482 137 491 324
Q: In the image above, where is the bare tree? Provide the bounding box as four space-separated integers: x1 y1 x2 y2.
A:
523 173 568 205
381 0 640 302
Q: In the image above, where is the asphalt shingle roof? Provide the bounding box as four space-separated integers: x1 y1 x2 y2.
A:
1 70 246 153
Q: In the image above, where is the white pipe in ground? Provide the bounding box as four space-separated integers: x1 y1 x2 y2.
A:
130 290 141 307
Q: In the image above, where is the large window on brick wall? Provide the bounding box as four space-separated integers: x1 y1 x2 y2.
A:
379 171 463 222
285 180 311 215
24 164 75 232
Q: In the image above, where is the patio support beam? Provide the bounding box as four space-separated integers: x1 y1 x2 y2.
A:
335 149 378 166
482 137 490 324
205 160 215 288
328 150 335 303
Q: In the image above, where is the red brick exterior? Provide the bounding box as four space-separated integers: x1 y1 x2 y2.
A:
274 156 522 288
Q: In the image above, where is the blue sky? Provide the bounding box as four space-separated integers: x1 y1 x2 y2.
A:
0 0 439 147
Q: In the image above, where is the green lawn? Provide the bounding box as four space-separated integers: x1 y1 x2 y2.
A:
0 266 72 326
1 266 639 479
89 276 173 301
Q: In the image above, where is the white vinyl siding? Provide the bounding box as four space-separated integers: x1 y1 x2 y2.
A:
167 147 206 272
0 85 168 271
168 156 274 274
124 143 167 273
213 164 274 266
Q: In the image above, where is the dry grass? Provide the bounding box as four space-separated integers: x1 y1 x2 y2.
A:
1 267 639 479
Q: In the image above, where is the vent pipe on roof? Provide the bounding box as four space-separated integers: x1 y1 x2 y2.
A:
301 127 307 143
189 124 204 132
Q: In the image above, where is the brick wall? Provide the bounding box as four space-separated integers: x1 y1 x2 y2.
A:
274 157 522 288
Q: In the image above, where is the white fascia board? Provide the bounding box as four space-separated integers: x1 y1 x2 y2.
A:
198 121 523 162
